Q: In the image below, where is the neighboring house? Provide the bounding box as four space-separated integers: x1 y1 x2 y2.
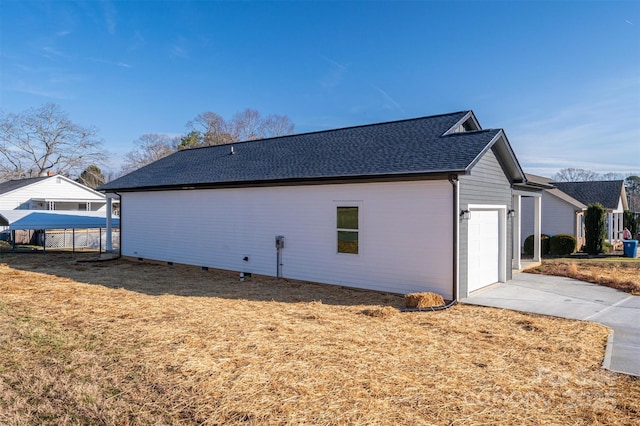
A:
521 175 628 249
0 174 116 250
0 174 107 212
100 111 542 300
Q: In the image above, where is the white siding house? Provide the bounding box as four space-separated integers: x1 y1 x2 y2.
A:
0 175 114 250
123 181 454 297
0 175 107 212
101 111 542 300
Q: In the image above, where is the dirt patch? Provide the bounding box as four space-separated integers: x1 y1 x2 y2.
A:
525 259 640 295
0 253 638 425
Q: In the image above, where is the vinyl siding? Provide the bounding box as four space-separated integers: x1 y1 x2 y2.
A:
521 192 579 241
458 148 513 297
0 178 106 211
121 180 454 298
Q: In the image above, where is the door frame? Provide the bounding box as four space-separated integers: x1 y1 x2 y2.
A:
466 204 508 294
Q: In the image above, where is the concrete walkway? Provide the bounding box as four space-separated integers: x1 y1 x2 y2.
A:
461 273 640 377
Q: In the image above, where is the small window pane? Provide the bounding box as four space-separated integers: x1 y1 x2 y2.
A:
337 207 358 230
338 231 358 254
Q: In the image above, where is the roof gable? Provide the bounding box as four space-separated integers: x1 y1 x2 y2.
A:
100 111 524 192
553 180 626 210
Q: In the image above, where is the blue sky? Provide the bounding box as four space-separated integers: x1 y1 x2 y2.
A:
1 0 639 177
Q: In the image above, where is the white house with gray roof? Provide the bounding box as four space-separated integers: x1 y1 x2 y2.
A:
100 111 543 300
521 176 628 249
0 174 107 212
0 174 118 250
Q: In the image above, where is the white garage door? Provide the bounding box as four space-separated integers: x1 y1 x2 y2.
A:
467 209 500 292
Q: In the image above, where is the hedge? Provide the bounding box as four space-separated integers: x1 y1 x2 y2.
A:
523 234 551 256
550 234 577 255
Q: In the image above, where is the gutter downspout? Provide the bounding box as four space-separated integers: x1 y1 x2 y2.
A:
449 174 459 305
402 175 458 312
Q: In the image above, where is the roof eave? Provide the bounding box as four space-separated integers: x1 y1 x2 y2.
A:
101 170 466 193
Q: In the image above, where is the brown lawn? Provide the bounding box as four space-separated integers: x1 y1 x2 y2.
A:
525 259 640 295
0 253 638 425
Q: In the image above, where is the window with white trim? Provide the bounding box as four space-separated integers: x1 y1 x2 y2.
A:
337 206 359 254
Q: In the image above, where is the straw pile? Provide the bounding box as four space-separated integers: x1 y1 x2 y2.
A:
0 253 638 425
404 291 445 308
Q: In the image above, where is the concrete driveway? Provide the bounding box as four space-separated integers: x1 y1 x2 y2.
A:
461 273 640 377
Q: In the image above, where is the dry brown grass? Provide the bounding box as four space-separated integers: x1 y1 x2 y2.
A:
526 259 640 295
1 253 639 425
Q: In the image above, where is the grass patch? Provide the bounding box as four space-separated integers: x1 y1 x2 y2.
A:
525 259 640 295
0 253 639 424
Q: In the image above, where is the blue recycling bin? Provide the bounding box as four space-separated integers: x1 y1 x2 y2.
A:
623 240 638 258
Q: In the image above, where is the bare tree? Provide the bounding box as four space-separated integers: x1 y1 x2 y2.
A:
185 112 234 146
260 113 295 138
0 103 105 180
230 108 264 141
553 168 600 182
123 109 296 173
182 109 295 149
121 134 178 174
231 108 295 141
601 172 626 181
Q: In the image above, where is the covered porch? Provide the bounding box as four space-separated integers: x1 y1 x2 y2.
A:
512 180 550 272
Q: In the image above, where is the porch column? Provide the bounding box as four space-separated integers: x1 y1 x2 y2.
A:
512 194 521 270
105 196 113 252
607 213 613 243
617 213 623 239
533 196 542 262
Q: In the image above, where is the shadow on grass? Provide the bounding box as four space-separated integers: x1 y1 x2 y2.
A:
0 251 405 308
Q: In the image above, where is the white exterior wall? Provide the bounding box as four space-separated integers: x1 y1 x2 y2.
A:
121 180 454 298
0 177 106 211
521 192 578 242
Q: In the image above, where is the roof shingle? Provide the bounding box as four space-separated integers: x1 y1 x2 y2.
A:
553 181 625 210
100 111 508 192
0 176 50 195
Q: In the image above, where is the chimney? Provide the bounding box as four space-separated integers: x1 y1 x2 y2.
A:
48 171 55 176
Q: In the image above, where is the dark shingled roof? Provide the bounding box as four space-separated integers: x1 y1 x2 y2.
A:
100 111 514 192
553 180 625 210
0 176 50 195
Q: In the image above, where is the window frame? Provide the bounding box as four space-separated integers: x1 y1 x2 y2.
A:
335 202 362 255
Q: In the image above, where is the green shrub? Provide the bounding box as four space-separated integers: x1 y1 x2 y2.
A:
603 241 613 254
550 234 577 255
523 234 551 256
584 203 606 254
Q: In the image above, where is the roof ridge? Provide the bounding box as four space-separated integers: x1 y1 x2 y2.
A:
179 111 472 152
